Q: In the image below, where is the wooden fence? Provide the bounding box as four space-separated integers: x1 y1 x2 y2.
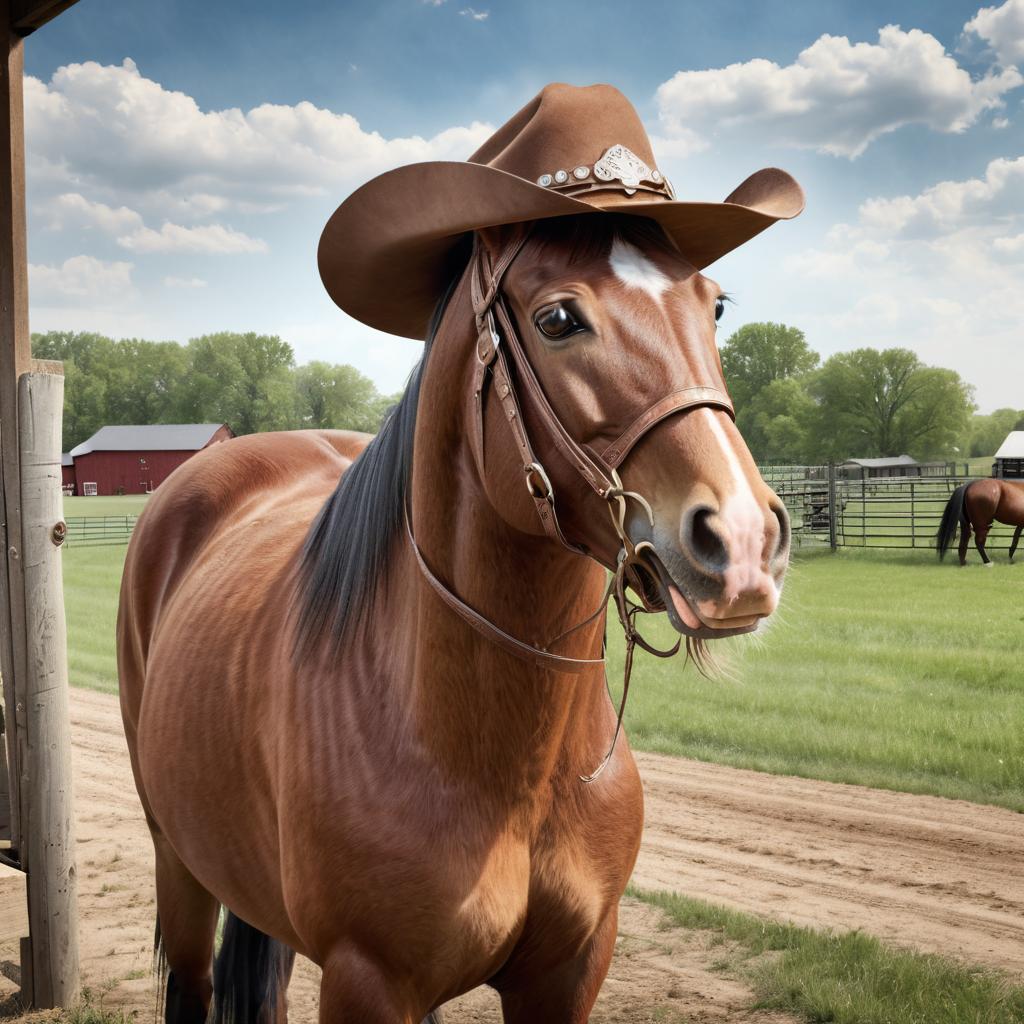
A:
63 515 137 547
760 465 1018 552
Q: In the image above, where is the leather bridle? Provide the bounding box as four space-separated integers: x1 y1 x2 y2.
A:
407 223 736 779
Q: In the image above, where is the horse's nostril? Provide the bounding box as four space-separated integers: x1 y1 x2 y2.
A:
686 506 728 574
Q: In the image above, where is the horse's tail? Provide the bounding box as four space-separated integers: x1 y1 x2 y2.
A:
936 482 970 560
210 912 294 1024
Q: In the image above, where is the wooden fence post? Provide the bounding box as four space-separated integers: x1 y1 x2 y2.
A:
17 371 79 1007
827 462 837 552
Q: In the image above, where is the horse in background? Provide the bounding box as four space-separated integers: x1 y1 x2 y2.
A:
935 479 1024 565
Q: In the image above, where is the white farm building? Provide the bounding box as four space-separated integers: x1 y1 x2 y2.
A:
993 431 1024 479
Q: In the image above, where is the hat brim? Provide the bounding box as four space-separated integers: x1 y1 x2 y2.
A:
318 162 804 340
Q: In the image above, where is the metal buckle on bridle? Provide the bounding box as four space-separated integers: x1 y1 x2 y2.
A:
525 461 554 502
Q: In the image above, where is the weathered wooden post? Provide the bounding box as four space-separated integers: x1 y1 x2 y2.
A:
17 370 79 1006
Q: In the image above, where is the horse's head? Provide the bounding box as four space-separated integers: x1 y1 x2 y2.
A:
475 215 788 639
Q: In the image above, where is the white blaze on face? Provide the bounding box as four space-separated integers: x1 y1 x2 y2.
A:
702 408 778 610
609 236 671 302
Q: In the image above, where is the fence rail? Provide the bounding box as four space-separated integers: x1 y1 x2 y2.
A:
760 466 1019 551
63 515 137 547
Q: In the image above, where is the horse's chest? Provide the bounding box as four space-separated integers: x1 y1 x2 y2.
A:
436 824 609 993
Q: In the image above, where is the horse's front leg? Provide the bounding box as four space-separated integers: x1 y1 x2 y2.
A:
318 945 432 1024
496 907 618 1024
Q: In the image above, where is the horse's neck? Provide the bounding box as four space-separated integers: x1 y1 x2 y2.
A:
403 278 610 788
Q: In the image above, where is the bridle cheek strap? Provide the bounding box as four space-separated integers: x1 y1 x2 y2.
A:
469 229 734 565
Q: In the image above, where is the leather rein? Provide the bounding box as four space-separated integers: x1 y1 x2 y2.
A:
407 225 735 780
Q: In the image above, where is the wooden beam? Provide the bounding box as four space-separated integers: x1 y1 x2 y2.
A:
9 0 79 35
0 0 29 864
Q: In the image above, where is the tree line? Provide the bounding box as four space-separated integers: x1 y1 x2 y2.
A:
32 331 400 452
36 324 1014 464
718 323 1014 464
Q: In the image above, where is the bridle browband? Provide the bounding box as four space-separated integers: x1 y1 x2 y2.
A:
407 223 735 779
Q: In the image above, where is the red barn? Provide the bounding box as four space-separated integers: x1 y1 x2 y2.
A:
66 423 234 496
61 453 76 493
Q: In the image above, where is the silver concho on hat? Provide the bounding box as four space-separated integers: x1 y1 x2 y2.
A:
537 144 669 198
593 144 655 194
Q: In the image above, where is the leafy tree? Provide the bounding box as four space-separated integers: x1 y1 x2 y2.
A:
33 331 123 449
966 408 1024 458
33 329 399 449
295 361 390 433
719 322 819 410
809 348 974 461
718 323 820 463
744 377 818 463
176 332 298 435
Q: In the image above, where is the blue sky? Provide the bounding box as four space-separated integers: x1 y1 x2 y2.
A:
22 0 1024 411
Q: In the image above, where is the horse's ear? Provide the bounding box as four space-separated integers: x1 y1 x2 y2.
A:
476 223 531 263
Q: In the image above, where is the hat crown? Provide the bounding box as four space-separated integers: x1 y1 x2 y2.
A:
470 84 661 192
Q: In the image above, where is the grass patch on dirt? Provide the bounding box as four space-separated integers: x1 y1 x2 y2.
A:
62 540 1024 810
631 886 1024 1024
610 547 1024 811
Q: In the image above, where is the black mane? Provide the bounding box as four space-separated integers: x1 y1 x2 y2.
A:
293 273 460 660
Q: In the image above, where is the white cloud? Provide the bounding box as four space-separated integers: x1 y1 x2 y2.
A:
43 192 143 234
39 190 268 255
656 25 1022 158
783 156 1024 408
24 58 493 212
118 221 268 254
965 0 1024 67
993 231 1024 252
855 155 1024 237
460 7 488 20
29 255 133 302
163 275 208 288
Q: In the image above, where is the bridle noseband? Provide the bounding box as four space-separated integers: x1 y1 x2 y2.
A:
407 224 735 780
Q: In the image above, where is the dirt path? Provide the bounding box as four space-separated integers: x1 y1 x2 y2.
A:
4 689 1021 1021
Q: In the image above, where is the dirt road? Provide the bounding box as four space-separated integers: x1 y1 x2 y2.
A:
3 688 1020 1022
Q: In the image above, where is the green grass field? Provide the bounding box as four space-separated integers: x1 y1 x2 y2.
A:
63 542 1024 811
63 543 130 692
609 548 1024 811
64 494 150 518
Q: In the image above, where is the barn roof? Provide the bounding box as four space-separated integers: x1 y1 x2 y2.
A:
841 455 918 468
61 453 73 466
994 431 1024 459
69 423 229 458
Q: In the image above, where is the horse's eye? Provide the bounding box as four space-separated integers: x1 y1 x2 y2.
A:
715 297 726 323
535 303 583 340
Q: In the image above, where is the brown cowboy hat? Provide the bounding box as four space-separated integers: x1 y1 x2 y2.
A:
319 82 804 340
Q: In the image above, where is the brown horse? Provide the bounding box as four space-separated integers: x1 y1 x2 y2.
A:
936 478 1024 565
117 215 789 1024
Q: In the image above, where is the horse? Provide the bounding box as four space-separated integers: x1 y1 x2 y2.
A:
935 478 1024 565
117 214 789 1024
